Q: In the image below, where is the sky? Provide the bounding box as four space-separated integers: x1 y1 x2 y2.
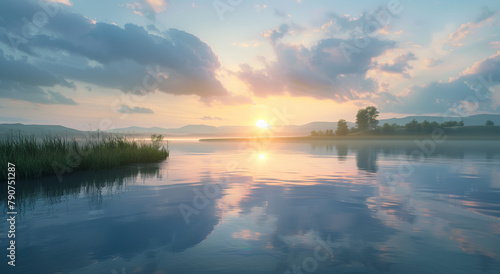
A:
0 0 500 130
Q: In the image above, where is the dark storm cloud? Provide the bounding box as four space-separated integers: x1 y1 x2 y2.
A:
0 0 236 103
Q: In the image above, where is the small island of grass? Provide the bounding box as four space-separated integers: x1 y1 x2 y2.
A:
1 134 169 180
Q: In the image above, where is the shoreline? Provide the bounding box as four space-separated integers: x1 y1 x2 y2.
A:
199 135 500 142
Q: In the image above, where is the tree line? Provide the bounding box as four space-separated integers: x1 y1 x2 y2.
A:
311 106 496 136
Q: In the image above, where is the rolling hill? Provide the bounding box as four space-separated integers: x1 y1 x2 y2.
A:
1 114 499 138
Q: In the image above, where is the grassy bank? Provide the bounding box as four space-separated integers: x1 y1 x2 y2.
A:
1 134 169 180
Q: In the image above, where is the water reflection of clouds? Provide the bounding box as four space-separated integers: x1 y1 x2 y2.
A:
3 141 500 273
232 229 262 240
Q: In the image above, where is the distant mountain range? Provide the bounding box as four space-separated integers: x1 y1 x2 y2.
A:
0 123 82 137
1 114 499 138
105 121 359 137
378 114 500 126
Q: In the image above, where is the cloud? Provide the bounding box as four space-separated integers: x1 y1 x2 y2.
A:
384 51 500 114
263 24 289 44
489 41 500 49
146 24 160 33
322 7 400 39
425 58 444 67
0 0 239 104
459 50 500 77
0 80 77 105
448 6 496 47
126 2 145 16
237 5 402 102
199 116 222 121
254 4 267 12
238 23 394 101
46 89 77 105
475 6 496 23
274 9 287 18
117 105 154 114
45 0 72 6
448 23 475 47
144 0 167 13
0 49 74 88
232 41 263 48
0 48 77 105
376 52 417 78
125 1 167 20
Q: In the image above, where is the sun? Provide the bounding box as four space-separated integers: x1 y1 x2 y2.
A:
256 119 269 129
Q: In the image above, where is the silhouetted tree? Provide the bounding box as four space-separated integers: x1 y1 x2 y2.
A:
336 119 349 136
486 120 494 126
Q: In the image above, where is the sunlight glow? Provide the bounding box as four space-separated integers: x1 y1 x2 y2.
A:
256 119 269 129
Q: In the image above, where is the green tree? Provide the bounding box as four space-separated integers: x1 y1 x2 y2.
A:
441 120 459 127
356 106 379 131
350 127 360 134
381 123 393 134
336 119 349 136
405 119 421 134
421 120 433 133
366 106 379 130
356 108 369 131
430 121 440 129
486 120 494 126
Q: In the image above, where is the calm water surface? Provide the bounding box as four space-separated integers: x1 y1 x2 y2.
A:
1 140 500 274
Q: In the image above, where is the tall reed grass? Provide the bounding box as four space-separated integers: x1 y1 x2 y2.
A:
1 134 169 180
